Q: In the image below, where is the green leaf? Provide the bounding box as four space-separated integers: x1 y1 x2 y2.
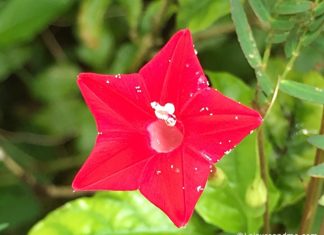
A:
29 192 216 235
230 0 273 96
275 0 312 15
284 29 299 57
140 0 176 35
117 0 142 34
308 135 324 150
308 163 324 178
207 71 253 105
271 18 295 31
272 31 290 44
230 0 262 69
0 46 32 81
110 43 138 74
248 0 272 23
0 0 74 48
177 0 230 33
31 63 80 102
0 185 41 228
279 80 324 104
0 223 8 232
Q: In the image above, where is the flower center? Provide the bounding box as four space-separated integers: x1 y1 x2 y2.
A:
148 102 183 153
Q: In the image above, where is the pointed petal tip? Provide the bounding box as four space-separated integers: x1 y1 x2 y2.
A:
177 28 192 39
77 73 89 85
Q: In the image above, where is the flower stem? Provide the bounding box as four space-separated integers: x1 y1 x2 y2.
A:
0 144 90 198
299 107 324 234
263 38 302 120
256 127 270 233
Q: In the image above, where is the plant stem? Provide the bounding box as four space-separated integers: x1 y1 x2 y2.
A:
0 146 90 198
263 39 302 120
256 127 270 233
299 107 324 234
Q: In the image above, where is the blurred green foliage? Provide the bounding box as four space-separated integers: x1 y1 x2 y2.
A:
0 0 323 234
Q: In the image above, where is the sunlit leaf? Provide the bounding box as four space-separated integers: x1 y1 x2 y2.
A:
29 192 216 235
0 223 8 232
177 0 230 32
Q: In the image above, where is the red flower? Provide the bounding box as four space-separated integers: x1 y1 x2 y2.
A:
72 29 262 227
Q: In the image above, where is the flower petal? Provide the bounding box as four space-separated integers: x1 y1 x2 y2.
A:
181 88 262 163
72 132 154 191
139 147 211 227
78 73 155 132
139 29 208 113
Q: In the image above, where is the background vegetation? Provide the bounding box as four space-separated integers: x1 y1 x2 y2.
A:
0 0 323 234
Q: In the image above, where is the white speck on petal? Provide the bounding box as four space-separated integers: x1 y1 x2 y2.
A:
235 116 239 120
175 168 180 173
196 185 204 192
170 164 174 169
185 63 190 68
106 80 110 84
194 49 198 55
156 170 162 175
225 149 232 155
194 167 198 171
97 132 103 135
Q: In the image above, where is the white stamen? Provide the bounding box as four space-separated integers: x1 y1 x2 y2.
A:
150 101 177 126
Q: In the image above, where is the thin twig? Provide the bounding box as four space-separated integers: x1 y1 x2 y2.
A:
0 128 71 146
128 0 170 71
299 107 324 234
263 39 303 120
0 146 90 198
41 29 67 62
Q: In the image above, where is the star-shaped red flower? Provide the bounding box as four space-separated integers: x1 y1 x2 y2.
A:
72 29 262 227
